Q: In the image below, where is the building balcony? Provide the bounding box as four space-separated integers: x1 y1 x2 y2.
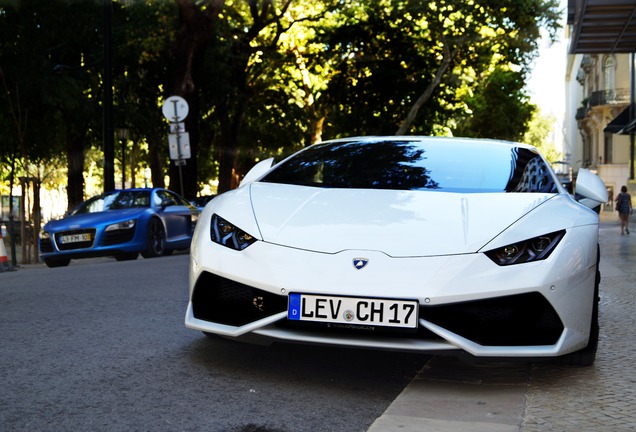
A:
576 106 588 120
589 89 630 107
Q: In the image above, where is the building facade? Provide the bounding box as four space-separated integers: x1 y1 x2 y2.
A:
566 0 636 209
565 52 633 207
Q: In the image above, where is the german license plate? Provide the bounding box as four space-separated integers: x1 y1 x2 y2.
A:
59 233 91 244
288 293 418 328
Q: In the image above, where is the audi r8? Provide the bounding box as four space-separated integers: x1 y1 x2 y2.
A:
40 188 199 267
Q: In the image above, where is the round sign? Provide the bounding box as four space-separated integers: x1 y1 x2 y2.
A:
162 96 189 122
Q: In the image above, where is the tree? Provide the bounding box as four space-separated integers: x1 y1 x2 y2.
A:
454 66 536 141
0 0 103 211
203 0 339 193
165 0 224 198
1 0 564 200
524 108 562 162
112 0 179 190
395 0 561 134
288 0 560 143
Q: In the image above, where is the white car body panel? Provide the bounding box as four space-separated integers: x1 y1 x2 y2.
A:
249 184 554 256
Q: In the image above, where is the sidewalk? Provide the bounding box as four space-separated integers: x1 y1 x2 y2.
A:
369 211 636 432
0 239 41 270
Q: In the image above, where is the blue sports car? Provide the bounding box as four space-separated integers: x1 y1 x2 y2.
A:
39 188 199 267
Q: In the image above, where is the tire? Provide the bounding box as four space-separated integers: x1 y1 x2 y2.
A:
44 258 70 268
115 252 139 261
141 218 166 258
557 245 600 366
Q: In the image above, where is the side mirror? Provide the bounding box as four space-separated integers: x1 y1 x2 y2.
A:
575 168 608 209
160 198 173 210
239 157 275 187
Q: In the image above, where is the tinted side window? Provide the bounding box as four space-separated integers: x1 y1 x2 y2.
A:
505 149 558 193
155 190 181 207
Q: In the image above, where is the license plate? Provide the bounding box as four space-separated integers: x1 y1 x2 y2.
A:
59 233 91 244
288 293 418 328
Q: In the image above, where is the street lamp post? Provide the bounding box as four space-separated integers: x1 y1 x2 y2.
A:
116 128 129 188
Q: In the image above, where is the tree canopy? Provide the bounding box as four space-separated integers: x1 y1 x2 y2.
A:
0 0 561 208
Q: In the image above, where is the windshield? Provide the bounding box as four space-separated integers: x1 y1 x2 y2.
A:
260 139 559 193
73 190 151 215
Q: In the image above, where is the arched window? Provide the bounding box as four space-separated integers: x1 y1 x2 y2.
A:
604 55 616 93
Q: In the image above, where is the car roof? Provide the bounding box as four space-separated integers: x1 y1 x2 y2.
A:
321 136 537 151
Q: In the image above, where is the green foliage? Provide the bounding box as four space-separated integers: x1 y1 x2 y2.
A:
524 108 562 162
454 66 536 141
314 0 444 137
0 0 103 207
0 0 562 196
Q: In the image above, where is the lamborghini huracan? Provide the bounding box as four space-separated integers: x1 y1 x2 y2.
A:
185 137 608 366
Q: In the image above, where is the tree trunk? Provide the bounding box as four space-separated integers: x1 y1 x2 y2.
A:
216 115 242 194
396 39 461 135
310 116 325 145
170 0 225 199
66 135 85 211
147 133 165 189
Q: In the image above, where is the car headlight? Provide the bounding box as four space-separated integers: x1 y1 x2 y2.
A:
105 219 136 232
39 230 51 240
484 230 565 266
210 214 256 251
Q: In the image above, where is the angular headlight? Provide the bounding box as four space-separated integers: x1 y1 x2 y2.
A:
105 219 136 232
484 230 565 266
210 214 256 251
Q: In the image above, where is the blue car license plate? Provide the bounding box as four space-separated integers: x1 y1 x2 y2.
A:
59 233 91 244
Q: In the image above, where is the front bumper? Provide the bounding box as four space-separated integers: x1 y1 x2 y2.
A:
186 225 598 358
39 226 142 260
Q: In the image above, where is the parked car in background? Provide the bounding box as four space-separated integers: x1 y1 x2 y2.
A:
185 136 608 366
39 188 199 267
190 195 215 212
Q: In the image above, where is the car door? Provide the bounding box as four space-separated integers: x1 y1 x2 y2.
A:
154 190 195 242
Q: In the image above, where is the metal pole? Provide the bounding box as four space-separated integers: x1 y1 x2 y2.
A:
121 138 126 188
172 100 185 197
631 53 635 180
103 0 115 192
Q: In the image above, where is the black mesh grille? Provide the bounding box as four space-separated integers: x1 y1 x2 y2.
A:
39 238 54 253
192 272 287 326
54 229 96 251
101 227 136 245
420 292 564 346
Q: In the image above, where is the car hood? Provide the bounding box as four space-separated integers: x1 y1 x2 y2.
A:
248 183 555 257
44 208 147 231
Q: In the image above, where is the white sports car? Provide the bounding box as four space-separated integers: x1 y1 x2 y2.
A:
185 137 607 366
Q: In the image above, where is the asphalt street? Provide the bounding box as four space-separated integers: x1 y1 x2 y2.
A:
2 211 634 432
0 251 427 432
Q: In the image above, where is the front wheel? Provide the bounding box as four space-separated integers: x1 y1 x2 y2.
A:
141 218 166 258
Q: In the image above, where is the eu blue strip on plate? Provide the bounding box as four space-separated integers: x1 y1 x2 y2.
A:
288 293 301 320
